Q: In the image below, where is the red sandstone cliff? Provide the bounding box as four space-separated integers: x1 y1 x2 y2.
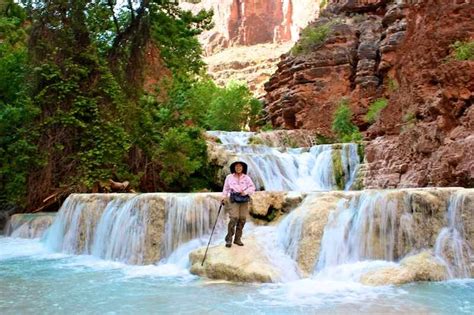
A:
180 0 320 54
264 0 474 188
179 0 321 95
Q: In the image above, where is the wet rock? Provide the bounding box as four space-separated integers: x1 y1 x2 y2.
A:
250 192 286 217
360 251 448 286
189 237 280 283
294 192 349 275
5 213 56 239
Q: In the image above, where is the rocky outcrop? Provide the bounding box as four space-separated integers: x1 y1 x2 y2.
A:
4 213 56 238
264 2 408 131
264 1 473 188
360 251 448 286
204 43 292 96
189 237 280 282
364 2 474 188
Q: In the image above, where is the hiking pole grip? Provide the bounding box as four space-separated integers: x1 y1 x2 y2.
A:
201 203 224 266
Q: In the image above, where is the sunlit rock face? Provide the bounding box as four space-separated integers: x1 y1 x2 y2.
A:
179 0 321 95
360 251 448 286
189 237 281 283
180 0 320 54
5 213 56 239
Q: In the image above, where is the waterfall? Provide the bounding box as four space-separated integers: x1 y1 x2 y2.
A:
277 204 308 260
91 198 150 264
316 192 400 271
4 213 55 239
434 191 472 279
208 131 361 191
161 194 222 259
44 194 154 264
42 193 224 265
341 143 360 190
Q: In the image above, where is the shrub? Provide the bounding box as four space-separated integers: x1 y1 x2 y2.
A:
388 78 399 92
365 98 388 124
451 40 474 61
315 134 334 145
332 99 362 143
291 23 330 55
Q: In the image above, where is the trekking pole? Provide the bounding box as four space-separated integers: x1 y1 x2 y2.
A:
201 202 224 266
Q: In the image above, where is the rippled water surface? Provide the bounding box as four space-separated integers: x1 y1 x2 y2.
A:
1 237 473 315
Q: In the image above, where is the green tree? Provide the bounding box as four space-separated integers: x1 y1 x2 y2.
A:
205 82 262 131
0 1 39 205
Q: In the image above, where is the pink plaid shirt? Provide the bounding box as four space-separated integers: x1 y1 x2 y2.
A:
222 173 256 197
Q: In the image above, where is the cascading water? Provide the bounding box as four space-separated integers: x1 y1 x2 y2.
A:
42 193 225 266
44 194 155 264
316 192 401 272
4 213 55 239
207 131 360 191
341 143 360 190
277 195 319 261
161 194 222 261
434 191 472 279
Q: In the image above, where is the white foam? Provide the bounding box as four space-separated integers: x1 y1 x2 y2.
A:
0 237 56 261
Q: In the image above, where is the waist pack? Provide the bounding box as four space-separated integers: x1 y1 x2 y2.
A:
230 192 250 203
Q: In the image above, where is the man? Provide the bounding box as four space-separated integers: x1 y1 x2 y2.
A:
221 161 256 248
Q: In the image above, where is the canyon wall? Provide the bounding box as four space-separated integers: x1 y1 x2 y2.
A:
263 0 474 188
180 0 321 95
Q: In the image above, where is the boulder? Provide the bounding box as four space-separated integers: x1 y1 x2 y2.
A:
360 251 447 286
189 237 280 283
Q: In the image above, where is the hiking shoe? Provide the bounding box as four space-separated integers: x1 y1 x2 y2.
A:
225 243 232 248
234 240 244 246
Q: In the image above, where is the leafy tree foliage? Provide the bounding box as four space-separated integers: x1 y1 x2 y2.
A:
0 0 259 209
0 1 38 205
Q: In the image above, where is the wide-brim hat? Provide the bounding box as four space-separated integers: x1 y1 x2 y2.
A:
230 161 248 174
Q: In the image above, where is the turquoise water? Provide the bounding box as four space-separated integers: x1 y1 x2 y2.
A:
1 237 473 314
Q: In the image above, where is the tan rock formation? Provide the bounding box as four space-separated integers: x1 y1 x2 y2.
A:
189 237 280 282
290 189 473 276
361 251 448 286
248 129 318 147
5 213 56 239
204 43 292 96
250 191 286 217
295 192 350 275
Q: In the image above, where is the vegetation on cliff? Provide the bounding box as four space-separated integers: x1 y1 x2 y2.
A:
0 0 260 210
332 99 362 143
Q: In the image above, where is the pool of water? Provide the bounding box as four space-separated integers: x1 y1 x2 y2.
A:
1 237 473 314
